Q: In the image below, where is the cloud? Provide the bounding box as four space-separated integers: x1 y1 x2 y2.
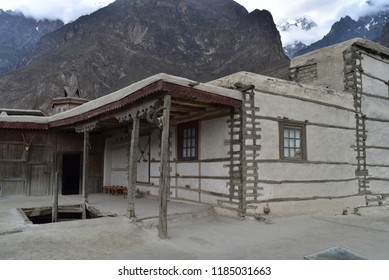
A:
235 0 389 45
0 0 115 22
335 0 389 19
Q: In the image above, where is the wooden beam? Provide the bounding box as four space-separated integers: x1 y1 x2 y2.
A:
81 128 89 219
159 94 171 239
172 99 210 109
170 103 208 112
172 108 230 124
127 114 140 219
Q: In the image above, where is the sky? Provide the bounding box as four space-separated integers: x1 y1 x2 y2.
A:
235 0 389 45
0 0 115 23
0 0 388 46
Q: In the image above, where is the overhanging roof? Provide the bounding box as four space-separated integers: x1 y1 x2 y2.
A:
0 73 242 130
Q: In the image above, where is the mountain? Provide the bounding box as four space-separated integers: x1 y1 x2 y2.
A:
295 10 389 57
381 21 389 47
0 9 63 73
283 41 307 58
0 0 289 113
277 17 316 58
277 17 317 32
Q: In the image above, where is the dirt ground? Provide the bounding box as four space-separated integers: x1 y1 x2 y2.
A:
1 194 389 260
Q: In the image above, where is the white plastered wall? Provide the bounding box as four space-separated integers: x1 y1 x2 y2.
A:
104 116 230 204
249 85 358 215
171 116 231 204
103 134 150 187
209 71 363 216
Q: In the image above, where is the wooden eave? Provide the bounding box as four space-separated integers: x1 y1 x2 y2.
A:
49 79 241 129
0 121 48 130
0 79 241 131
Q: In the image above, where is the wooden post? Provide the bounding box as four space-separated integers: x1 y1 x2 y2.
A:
52 172 58 223
82 128 89 219
159 95 171 239
127 114 140 219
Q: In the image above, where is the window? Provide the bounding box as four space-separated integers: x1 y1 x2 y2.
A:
177 121 199 161
279 121 306 160
57 107 68 113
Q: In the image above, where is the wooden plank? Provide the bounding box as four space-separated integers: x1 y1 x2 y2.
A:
171 103 207 111
0 180 25 195
172 99 210 109
127 115 140 219
159 94 171 239
171 108 229 124
52 172 58 223
29 165 49 196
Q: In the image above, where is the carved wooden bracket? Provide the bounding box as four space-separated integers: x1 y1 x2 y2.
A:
75 121 97 133
115 99 165 128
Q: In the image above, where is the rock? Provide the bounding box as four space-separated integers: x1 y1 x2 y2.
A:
0 0 289 113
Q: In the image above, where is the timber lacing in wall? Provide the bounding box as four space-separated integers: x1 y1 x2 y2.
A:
224 87 262 216
344 47 371 195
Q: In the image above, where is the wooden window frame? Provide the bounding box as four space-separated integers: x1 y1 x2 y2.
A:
177 121 199 161
279 121 307 161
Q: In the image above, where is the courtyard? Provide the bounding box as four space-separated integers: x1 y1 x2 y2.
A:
0 194 389 260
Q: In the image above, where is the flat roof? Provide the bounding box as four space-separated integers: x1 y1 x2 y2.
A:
0 108 45 117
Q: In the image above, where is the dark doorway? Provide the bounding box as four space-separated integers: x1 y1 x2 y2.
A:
62 154 81 195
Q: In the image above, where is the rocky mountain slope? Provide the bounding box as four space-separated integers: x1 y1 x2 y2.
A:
283 41 307 58
0 10 63 73
0 0 289 113
295 10 389 57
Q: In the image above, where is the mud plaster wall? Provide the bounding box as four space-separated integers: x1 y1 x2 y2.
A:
290 40 352 92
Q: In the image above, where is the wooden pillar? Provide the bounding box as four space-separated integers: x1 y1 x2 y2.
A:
127 114 140 219
81 128 89 219
75 121 96 219
159 94 171 239
52 172 58 223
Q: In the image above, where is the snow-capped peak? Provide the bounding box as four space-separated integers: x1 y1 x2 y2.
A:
277 17 318 32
